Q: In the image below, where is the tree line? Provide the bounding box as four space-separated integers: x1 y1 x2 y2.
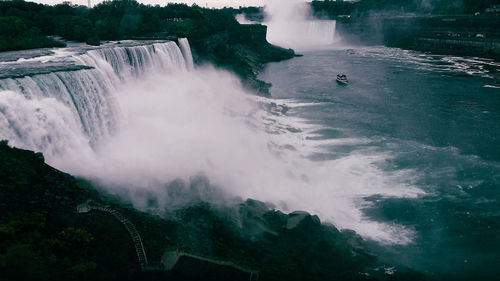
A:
311 0 500 18
0 0 240 51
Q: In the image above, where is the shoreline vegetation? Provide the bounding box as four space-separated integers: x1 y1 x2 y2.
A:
0 16 66 51
0 0 295 95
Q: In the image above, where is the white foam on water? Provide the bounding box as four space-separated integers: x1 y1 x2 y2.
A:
483 84 500 89
355 46 500 79
0 40 424 244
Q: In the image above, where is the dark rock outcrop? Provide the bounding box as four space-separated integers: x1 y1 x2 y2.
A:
190 24 295 96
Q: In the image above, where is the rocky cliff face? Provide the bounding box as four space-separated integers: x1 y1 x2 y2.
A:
189 24 295 96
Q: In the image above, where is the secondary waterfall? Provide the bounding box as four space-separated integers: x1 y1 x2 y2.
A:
307 20 336 45
266 19 337 50
265 0 337 50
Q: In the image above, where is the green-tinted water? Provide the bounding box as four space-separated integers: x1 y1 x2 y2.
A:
261 47 500 280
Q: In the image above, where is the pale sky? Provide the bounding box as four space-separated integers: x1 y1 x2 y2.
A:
32 0 268 8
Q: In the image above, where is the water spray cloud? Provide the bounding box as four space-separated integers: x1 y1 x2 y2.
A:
264 0 337 50
0 40 421 244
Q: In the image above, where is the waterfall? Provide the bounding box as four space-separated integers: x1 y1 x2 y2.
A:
0 69 119 144
307 20 336 45
0 37 419 243
265 0 337 50
266 19 337 50
178 38 195 70
0 40 193 148
73 41 188 81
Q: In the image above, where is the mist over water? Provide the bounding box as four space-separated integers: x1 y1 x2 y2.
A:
0 40 422 244
264 0 337 50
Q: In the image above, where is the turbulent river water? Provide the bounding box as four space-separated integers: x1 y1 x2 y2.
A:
0 36 499 280
260 46 500 280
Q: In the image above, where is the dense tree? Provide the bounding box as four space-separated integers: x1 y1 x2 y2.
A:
0 0 243 49
0 16 65 51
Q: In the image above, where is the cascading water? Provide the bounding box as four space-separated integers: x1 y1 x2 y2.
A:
0 68 119 145
0 41 188 146
178 38 195 70
307 20 336 45
73 41 187 82
0 38 420 244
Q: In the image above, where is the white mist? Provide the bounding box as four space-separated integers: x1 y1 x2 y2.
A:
0 40 421 244
264 0 337 50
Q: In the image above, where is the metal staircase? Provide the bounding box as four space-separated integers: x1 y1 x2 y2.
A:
77 201 149 271
77 200 259 279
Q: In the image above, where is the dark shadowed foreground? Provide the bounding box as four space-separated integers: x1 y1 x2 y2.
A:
0 141 425 281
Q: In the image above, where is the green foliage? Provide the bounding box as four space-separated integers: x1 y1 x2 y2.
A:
58 227 93 247
0 0 241 43
0 213 97 280
0 16 28 37
86 33 100 46
70 261 97 277
53 15 92 41
0 212 94 268
0 16 65 51
9 213 46 231
1 244 44 280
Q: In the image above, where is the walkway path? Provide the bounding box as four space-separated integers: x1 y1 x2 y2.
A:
77 200 149 271
77 200 259 279
162 250 259 280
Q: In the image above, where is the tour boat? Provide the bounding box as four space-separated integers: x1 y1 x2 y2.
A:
336 74 348 84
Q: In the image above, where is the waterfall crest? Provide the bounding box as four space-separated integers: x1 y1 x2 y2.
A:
0 40 193 146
